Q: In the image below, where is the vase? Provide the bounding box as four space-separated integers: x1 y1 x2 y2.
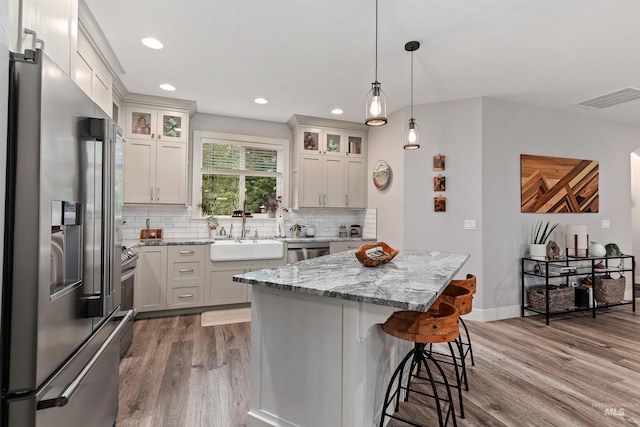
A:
529 243 547 260
589 241 606 257
268 210 275 218
293 229 301 238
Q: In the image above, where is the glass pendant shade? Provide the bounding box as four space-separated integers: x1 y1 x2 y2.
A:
404 118 420 150
365 81 387 126
403 40 421 150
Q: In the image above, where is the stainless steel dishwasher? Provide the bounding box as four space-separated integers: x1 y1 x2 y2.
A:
287 241 330 263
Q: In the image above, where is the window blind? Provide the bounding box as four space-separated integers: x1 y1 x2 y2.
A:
202 142 280 173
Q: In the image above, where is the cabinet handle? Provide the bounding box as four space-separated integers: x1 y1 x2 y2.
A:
179 250 194 254
179 268 194 273
345 194 348 206
156 188 160 201
150 187 154 201
323 194 326 205
178 294 193 298
319 194 322 205
158 134 161 140
151 133 155 139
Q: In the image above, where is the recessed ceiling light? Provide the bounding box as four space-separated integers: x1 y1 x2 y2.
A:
331 108 344 115
159 83 175 91
254 98 268 104
141 37 163 49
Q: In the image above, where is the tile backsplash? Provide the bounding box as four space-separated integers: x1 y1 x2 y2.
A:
123 205 377 241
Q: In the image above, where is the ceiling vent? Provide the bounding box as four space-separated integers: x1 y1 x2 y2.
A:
576 87 640 109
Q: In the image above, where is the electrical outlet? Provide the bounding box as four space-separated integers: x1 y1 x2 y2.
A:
464 220 476 230
602 220 610 229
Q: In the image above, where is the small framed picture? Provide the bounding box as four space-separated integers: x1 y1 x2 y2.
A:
433 154 445 171
435 196 446 212
434 176 446 192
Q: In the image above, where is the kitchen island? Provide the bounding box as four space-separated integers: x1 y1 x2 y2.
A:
234 249 469 427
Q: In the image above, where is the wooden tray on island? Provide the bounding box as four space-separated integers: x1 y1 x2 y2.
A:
355 242 399 267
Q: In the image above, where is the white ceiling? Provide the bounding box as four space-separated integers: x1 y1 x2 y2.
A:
85 0 640 126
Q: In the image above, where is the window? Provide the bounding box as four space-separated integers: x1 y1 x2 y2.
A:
192 131 289 218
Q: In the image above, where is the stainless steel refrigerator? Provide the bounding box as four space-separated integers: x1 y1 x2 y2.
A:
1 48 132 427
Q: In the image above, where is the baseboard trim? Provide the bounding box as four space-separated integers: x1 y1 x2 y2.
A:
463 305 522 322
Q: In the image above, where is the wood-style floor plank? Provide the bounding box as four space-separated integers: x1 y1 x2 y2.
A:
117 307 640 427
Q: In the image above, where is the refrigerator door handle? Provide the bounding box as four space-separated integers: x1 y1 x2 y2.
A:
36 310 133 410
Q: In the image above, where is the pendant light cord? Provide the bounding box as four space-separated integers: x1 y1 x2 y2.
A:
410 49 414 118
375 0 378 82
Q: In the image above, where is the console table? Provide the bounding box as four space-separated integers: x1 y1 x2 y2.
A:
521 255 635 324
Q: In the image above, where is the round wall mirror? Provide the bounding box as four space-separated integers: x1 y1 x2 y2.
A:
372 160 391 190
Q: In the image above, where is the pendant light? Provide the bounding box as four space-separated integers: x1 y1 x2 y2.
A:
365 0 387 126
404 41 420 150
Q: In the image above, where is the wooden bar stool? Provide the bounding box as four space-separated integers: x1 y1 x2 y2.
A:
428 284 473 418
449 274 476 367
379 302 460 427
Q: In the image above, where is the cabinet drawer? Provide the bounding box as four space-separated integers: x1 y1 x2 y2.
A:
168 245 205 260
168 260 204 284
168 285 202 309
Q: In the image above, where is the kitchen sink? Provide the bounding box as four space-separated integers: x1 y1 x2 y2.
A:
210 239 285 261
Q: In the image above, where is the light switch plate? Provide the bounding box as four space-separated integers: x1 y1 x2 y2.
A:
464 220 476 230
602 219 610 229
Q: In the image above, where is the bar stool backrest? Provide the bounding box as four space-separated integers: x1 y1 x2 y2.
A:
437 284 472 316
381 302 460 344
450 273 476 295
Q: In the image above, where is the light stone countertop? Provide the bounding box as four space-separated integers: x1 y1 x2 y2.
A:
233 250 470 312
125 236 375 248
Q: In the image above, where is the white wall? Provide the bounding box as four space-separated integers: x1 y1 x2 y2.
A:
482 98 640 318
366 110 406 248
370 96 640 321
190 112 291 141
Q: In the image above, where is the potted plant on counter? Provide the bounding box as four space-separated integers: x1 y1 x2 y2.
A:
265 195 282 218
530 220 559 260
289 223 305 238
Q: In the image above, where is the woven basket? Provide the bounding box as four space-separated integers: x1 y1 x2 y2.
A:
528 285 574 312
594 273 626 304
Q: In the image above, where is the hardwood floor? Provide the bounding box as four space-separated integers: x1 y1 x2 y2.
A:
116 307 640 427
116 315 250 427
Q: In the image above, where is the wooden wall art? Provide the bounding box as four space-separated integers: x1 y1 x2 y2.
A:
433 154 445 171
434 196 446 212
521 154 599 213
434 175 446 191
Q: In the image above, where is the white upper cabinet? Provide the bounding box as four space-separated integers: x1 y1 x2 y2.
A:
288 115 368 210
75 28 113 116
123 102 190 205
125 106 188 143
10 0 77 75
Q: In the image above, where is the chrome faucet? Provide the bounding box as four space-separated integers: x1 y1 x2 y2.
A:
253 229 258 242
229 223 234 239
241 201 247 238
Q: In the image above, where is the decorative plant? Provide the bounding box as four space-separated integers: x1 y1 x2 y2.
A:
289 223 305 232
206 216 218 230
265 195 283 213
530 220 559 244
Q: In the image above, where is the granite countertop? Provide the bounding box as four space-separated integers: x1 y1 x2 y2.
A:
126 236 375 248
233 250 470 312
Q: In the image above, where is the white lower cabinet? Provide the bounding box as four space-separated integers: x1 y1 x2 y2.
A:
135 244 286 313
135 246 168 312
205 246 287 306
206 268 248 306
166 245 205 309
